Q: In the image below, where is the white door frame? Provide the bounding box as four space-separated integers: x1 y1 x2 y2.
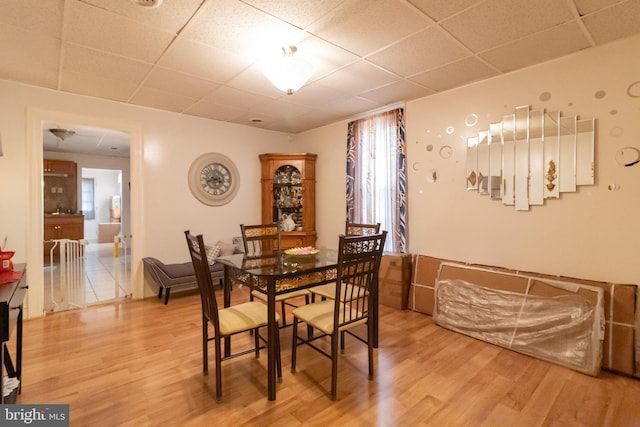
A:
25 108 145 319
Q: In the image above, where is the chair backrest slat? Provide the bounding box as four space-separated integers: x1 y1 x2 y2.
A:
240 223 281 257
334 232 386 329
345 221 381 237
185 230 220 330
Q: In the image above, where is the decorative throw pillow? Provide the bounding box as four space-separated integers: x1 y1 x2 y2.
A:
205 245 221 265
216 240 236 256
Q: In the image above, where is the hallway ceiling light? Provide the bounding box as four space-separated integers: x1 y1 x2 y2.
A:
262 46 313 95
49 128 76 141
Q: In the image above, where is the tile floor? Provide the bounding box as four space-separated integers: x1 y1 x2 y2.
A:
44 241 131 312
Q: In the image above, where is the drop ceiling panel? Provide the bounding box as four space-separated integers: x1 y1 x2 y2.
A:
225 64 290 98
480 22 592 72
316 60 400 95
410 57 498 92
294 35 361 82
241 0 346 29
313 95 383 118
182 0 306 59
129 87 198 113
65 1 175 63
274 83 354 110
358 80 435 105
407 0 483 21
142 67 219 99
60 70 139 102
184 98 247 122
203 86 272 110
62 45 152 86
0 0 63 37
0 26 60 89
80 0 203 34
158 38 252 83
307 0 431 56
582 1 640 44
441 0 575 52
574 0 622 15
367 27 469 77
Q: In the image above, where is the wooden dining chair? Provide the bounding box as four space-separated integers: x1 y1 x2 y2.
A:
309 221 382 301
290 231 387 400
184 230 281 402
240 223 310 328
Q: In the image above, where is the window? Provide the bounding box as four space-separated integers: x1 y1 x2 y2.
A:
346 108 407 252
82 178 95 220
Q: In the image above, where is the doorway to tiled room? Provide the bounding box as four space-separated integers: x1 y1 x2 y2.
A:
42 122 132 313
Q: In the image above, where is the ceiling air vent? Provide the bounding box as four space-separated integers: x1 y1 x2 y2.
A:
132 0 163 8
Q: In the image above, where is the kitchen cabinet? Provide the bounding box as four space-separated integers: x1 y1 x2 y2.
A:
260 153 317 249
44 159 76 175
44 215 84 262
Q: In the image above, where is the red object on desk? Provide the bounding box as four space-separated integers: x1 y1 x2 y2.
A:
0 270 22 285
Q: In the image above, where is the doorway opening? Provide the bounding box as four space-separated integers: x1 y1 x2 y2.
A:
42 123 132 313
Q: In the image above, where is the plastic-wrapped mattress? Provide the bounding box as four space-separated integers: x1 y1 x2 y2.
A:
433 276 604 376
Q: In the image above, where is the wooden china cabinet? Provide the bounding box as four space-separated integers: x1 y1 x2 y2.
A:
259 153 317 249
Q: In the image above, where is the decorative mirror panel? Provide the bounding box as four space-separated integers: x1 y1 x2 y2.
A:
467 105 595 210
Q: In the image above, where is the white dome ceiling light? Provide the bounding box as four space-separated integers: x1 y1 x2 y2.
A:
132 0 163 8
49 128 76 141
262 46 313 95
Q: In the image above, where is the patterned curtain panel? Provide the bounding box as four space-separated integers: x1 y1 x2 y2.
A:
346 108 407 252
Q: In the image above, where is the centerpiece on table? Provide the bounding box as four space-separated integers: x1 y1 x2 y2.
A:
283 246 319 262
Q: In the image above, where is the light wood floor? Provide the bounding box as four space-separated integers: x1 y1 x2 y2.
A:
19 286 640 426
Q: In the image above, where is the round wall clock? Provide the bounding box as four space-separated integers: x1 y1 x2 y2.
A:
188 153 240 206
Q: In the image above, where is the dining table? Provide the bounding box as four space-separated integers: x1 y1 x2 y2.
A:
215 247 380 401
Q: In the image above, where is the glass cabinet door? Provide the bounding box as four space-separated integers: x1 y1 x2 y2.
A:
273 165 303 232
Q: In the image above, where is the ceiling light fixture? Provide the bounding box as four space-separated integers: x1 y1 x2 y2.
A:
262 46 313 95
49 128 76 141
132 0 163 8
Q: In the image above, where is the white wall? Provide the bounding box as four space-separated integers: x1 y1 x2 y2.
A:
301 34 640 284
82 168 122 242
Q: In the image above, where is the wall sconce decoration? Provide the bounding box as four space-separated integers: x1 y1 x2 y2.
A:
466 105 595 211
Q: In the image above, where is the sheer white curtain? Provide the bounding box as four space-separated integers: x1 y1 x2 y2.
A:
346 108 406 252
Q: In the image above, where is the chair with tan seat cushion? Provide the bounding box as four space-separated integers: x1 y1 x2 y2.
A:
309 221 381 302
290 231 386 400
184 230 281 402
240 223 310 327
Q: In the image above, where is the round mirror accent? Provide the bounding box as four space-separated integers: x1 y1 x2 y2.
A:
440 145 453 159
615 147 640 167
627 81 640 97
465 114 478 127
188 153 240 206
610 126 624 137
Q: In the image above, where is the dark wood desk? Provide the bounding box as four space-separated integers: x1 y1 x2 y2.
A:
217 250 341 401
0 264 27 404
